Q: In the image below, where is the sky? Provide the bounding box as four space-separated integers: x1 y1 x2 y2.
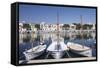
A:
19 4 96 24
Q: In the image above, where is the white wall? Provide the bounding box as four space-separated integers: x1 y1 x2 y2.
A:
0 0 99 68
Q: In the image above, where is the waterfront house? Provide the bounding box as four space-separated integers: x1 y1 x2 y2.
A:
92 24 95 30
29 24 37 32
40 22 63 31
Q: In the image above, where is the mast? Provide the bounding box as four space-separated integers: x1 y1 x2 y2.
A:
55 12 61 50
80 15 84 48
80 15 83 30
57 12 59 45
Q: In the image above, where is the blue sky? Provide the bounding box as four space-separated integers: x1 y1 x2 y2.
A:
19 4 96 24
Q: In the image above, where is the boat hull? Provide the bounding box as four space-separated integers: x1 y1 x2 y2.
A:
23 45 46 60
24 50 45 60
67 42 92 57
69 48 92 57
47 41 68 59
49 51 65 59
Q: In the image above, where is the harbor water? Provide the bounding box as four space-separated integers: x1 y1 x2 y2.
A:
19 31 96 60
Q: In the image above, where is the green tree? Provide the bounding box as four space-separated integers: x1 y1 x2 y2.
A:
35 24 40 30
75 24 81 30
72 23 81 30
83 24 93 30
88 25 93 29
63 24 70 30
83 24 88 30
23 24 31 30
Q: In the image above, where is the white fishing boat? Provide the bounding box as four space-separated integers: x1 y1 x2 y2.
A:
47 38 69 59
66 15 92 57
23 43 46 60
47 12 69 59
67 42 92 57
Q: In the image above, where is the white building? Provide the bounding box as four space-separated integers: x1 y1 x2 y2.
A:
29 24 37 32
40 22 63 31
19 23 23 33
92 24 95 30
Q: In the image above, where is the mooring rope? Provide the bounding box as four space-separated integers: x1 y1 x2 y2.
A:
65 51 71 58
